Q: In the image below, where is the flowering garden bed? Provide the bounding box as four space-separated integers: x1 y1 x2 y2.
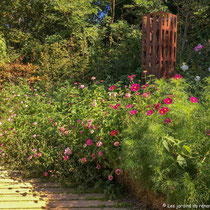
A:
0 75 209 208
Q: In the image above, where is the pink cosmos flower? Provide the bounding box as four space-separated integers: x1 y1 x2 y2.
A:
80 130 83 134
64 155 69 160
54 122 57 126
91 76 96 80
98 151 103 156
109 85 116 90
194 44 203 52
154 103 161 110
126 104 134 109
108 175 113 181
32 149 37 152
159 108 166 115
64 147 72 155
96 164 101 170
115 168 121 175
162 107 169 112
0 149 2 153
113 104 120 109
142 92 150 98
147 109 154 116
33 122 37 125
190 97 198 103
28 155 33 160
49 118 54 122
81 158 86 163
128 75 136 81
164 98 173 104
130 83 140 92
130 110 138 115
44 172 48 176
32 134 36 138
60 127 65 132
83 144 87 148
64 130 69 135
91 153 95 159
114 142 119 146
80 85 85 89
96 141 102 147
111 130 119 136
125 93 131 98
165 118 172 124
38 152 42 157
2 153 5 157
173 74 182 80
86 139 93 146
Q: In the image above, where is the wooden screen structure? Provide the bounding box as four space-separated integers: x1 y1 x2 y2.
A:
142 11 177 79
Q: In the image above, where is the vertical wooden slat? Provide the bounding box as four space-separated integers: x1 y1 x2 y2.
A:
141 11 177 81
152 14 157 77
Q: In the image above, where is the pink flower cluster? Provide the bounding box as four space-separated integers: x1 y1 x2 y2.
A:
130 83 140 92
194 44 203 52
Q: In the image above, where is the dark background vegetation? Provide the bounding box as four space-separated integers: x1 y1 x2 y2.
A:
0 0 209 87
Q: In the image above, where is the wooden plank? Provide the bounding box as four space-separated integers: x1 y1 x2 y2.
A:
0 182 60 188
0 193 105 201
0 187 72 194
0 200 46 209
46 200 117 208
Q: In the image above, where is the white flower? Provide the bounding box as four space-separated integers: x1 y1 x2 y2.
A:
195 76 200 82
181 63 189 71
0 122 2 126
91 76 96 80
80 85 85 89
25 105 28 107
208 67 210 72
90 129 94 134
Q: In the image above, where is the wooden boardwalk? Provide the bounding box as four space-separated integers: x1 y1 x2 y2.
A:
0 167 130 210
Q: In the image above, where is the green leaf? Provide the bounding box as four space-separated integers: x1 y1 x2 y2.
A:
162 140 169 152
177 155 187 168
183 145 191 153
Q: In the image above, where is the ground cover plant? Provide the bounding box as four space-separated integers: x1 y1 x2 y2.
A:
0 75 209 206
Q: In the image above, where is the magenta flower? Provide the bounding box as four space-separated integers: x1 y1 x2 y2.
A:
109 85 116 90
154 103 161 110
96 164 101 170
190 97 198 103
96 141 102 147
194 44 203 52
164 98 173 104
128 75 136 81
114 141 119 146
111 130 119 136
108 175 113 181
173 74 182 80
44 172 48 176
86 139 93 146
165 118 172 124
113 104 120 109
49 118 54 122
130 83 140 92
163 107 169 112
98 151 103 156
81 158 86 163
147 109 154 116
126 104 134 109
130 110 138 115
64 155 69 160
159 108 166 115
91 153 95 159
115 168 121 175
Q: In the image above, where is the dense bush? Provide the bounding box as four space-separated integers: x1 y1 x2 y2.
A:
0 75 209 204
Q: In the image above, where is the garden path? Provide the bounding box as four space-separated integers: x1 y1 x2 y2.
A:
0 167 131 210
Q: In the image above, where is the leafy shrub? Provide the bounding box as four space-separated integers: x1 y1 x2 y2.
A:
0 75 209 204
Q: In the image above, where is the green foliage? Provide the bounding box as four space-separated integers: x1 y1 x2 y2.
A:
0 34 7 62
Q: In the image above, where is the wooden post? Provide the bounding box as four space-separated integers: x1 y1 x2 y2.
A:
141 11 177 80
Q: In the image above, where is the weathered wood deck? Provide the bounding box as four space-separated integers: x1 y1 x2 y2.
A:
0 167 130 209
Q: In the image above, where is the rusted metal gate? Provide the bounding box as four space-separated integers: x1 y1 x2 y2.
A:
142 11 177 79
